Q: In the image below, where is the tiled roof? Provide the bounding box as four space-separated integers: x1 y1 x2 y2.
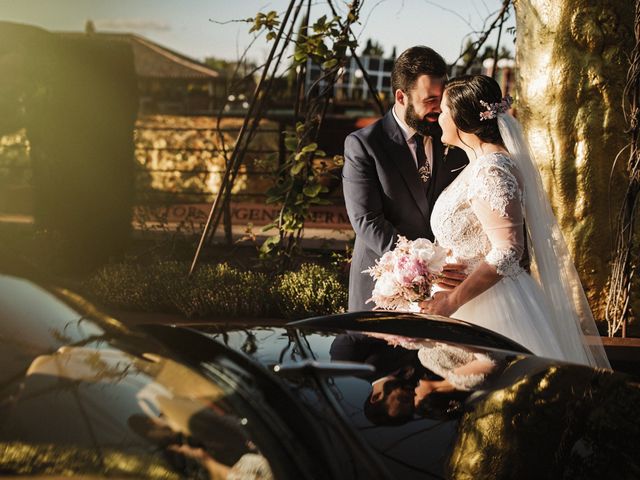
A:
59 32 219 80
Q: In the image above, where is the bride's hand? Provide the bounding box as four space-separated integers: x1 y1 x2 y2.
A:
434 263 467 290
419 291 459 317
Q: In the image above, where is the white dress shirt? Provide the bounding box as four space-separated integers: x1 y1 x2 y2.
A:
391 104 433 171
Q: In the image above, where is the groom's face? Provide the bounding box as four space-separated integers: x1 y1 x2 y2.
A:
399 74 445 137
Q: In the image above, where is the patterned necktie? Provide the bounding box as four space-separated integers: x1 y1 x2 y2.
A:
413 133 431 183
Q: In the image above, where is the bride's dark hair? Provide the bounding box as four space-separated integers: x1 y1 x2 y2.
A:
444 75 505 145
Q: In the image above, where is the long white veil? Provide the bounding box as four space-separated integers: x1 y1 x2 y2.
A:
498 114 611 369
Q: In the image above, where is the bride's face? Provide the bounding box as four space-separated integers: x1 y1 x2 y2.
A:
438 92 459 147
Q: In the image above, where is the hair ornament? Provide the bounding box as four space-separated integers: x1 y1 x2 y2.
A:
479 95 513 121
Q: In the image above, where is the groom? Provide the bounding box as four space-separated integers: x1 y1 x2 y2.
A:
342 46 468 311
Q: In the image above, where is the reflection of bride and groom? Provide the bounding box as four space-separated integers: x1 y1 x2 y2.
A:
330 332 502 425
342 46 610 369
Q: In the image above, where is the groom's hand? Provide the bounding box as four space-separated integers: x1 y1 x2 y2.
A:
434 263 467 290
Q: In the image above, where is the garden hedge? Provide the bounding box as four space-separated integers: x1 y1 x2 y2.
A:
84 261 348 320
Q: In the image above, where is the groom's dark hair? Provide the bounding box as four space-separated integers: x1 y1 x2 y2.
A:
391 46 448 94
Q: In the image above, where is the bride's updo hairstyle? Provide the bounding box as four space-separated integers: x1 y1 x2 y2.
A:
444 74 504 145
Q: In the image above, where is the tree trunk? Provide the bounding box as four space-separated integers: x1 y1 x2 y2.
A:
514 0 634 320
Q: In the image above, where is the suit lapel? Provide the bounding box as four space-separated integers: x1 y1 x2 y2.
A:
381 112 430 224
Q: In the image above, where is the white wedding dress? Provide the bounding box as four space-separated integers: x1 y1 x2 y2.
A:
430 150 608 368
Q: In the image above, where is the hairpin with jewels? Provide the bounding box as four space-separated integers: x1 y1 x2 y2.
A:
479 95 513 121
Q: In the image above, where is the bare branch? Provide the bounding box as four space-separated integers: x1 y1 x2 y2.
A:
356 0 390 41
209 18 252 26
451 0 511 70
421 0 475 31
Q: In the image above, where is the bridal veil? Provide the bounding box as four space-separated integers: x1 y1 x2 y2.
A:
498 114 611 369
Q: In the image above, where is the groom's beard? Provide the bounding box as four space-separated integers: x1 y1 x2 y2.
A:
405 103 442 138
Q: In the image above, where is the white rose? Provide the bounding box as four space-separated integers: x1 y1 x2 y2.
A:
374 273 400 297
415 247 435 264
428 247 449 272
412 238 434 250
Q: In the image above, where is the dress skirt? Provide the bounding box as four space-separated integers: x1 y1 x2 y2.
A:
450 271 579 363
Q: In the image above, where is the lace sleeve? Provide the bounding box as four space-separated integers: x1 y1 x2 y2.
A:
417 344 496 391
469 158 525 278
227 453 273 480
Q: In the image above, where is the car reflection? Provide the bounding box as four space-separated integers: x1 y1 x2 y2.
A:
5 344 273 479
323 330 640 480
329 332 506 424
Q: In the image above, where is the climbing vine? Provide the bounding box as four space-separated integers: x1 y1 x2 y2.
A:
251 2 363 267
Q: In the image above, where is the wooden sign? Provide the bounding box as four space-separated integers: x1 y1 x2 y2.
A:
134 202 352 230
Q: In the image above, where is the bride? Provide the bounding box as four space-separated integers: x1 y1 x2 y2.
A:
419 74 610 369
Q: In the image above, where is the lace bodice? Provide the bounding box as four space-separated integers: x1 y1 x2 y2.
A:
417 343 496 391
431 152 525 278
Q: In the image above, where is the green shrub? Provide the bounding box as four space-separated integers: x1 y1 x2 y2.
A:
84 260 347 319
172 263 274 318
84 261 179 313
272 263 348 320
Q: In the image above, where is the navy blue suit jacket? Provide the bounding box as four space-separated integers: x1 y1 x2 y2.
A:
342 109 468 311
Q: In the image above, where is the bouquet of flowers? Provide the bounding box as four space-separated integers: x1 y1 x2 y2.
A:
363 236 448 311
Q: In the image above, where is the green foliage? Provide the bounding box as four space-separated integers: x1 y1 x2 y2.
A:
248 10 280 41
247 4 361 268
84 261 347 320
291 14 358 67
272 263 348 320
173 263 274 318
85 261 176 313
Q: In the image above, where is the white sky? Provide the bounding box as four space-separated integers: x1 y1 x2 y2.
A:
0 0 516 64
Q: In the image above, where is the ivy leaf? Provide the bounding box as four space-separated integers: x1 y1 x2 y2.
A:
313 15 328 32
290 161 305 175
259 235 280 253
315 149 326 157
322 58 338 69
315 42 330 57
265 196 282 204
303 183 323 197
266 31 276 41
309 197 332 205
284 137 298 151
293 48 307 63
301 142 318 153
261 221 278 232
